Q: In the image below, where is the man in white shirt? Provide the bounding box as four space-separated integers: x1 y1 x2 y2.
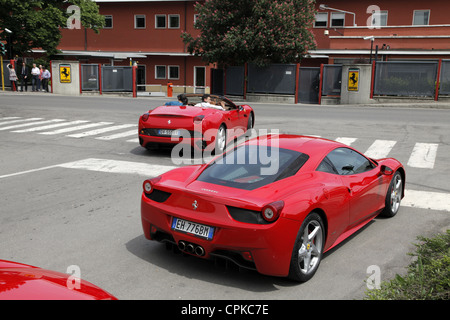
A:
195 94 225 110
31 64 40 92
42 67 51 92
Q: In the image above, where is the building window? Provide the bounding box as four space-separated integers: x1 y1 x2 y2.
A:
135 15 146 29
314 12 328 28
155 14 166 28
155 65 166 79
413 10 430 25
371 10 388 27
330 12 345 27
168 14 180 29
168 66 179 80
104 15 113 29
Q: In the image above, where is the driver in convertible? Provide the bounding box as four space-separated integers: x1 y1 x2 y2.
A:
195 94 225 110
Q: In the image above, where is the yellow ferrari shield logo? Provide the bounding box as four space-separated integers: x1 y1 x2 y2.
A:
348 68 359 91
59 64 71 83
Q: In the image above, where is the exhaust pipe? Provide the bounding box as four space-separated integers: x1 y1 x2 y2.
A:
186 243 195 254
195 245 205 256
178 241 186 251
178 241 205 256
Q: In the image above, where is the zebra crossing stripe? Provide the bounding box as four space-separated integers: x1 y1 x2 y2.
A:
0 117 22 122
407 143 438 169
0 117 42 126
96 129 137 140
364 140 397 159
0 118 43 127
39 122 114 135
67 124 137 138
0 119 65 131
403 190 450 212
57 158 177 177
12 120 90 133
335 137 357 146
0 117 442 170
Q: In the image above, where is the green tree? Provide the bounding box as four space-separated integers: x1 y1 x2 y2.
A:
0 0 104 59
182 0 317 67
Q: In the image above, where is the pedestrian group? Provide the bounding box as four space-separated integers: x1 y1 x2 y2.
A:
7 61 51 92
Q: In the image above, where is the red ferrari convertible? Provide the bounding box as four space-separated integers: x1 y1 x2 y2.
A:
138 94 254 155
140 135 405 282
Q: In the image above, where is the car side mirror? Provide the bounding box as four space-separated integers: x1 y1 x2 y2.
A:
238 106 244 111
380 165 393 175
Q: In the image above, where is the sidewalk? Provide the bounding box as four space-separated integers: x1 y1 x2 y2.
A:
2 87 450 109
3 86 51 93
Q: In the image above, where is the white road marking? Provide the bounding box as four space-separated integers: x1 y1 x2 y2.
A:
407 143 438 169
0 158 176 179
0 164 61 179
67 124 137 138
364 140 396 159
0 117 21 122
402 190 450 212
0 117 42 126
96 129 137 140
0 117 443 170
39 122 114 135
335 137 357 146
12 120 90 133
58 158 176 177
0 118 50 130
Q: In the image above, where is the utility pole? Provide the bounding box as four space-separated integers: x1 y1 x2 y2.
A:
0 42 6 91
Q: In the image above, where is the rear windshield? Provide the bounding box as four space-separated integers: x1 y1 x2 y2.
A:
197 145 309 190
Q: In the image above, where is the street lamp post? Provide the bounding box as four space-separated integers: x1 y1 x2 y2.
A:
364 36 375 63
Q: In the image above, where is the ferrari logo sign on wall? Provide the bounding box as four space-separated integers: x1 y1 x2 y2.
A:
59 64 71 83
348 68 359 91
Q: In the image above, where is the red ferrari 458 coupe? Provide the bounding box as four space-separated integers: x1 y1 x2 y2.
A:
0 260 117 300
138 94 254 155
141 134 405 282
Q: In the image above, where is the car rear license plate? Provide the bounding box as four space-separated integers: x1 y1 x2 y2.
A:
158 129 180 136
171 217 214 240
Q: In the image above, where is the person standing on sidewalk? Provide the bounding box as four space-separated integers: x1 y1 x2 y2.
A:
38 65 44 91
7 64 18 92
42 67 51 92
19 62 29 92
31 63 40 92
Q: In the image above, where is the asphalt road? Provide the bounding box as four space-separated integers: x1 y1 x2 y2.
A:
1 92 449 301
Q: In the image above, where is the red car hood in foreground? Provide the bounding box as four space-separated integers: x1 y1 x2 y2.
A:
0 260 117 300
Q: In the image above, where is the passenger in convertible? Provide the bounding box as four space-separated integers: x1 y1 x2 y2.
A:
195 94 225 110
165 94 188 106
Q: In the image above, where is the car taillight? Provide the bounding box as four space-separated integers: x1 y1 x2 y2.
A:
261 201 284 222
143 180 153 194
193 115 205 123
142 113 149 121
